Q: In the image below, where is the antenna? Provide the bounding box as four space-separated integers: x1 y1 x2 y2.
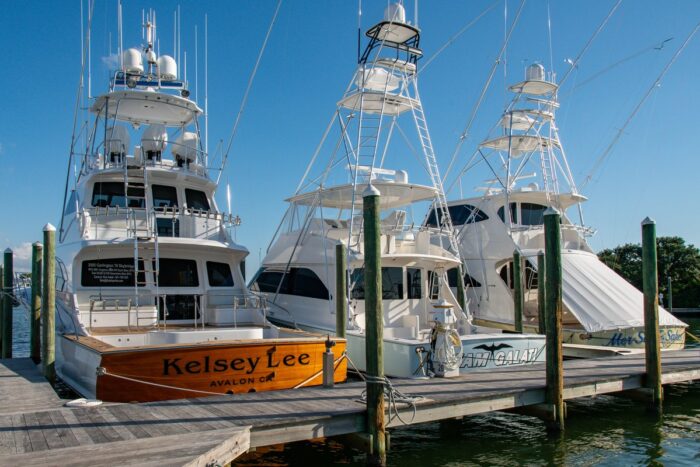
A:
195 24 198 102
414 0 418 26
357 0 362 63
184 51 187 88
205 14 209 157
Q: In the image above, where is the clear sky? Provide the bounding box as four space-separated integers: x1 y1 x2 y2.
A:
1 0 699 272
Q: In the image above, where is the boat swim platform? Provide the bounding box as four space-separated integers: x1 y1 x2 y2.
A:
0 350 699 465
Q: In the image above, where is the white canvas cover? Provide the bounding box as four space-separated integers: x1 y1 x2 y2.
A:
530 250 686 332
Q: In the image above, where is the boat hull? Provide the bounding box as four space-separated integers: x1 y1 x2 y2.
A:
302 328 545 378
474 318 686 351
58 334 347 402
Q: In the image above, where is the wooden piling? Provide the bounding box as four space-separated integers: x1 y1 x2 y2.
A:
544 208 564 430
363 185 386 466
642 217 663 408
42 224 56 385
335 243 347 339
31 243 43 364
513 250 524 333
0 265 3 352
2 249 13 358
537 251 546 335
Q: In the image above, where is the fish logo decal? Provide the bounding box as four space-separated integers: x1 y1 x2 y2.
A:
473 343 513 354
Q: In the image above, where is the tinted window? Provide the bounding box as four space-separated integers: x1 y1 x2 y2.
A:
82 258 145 287
448 204 488 225
252 268 328 299
447 267 482 288
350 267 403 300
407 268 422 299
252 269 285 293
520 203 547 226
91 182 144 208
425 204 488 227
207 262 234 287
156 218 179 237
153 185 178 208
185 189 210 210
159 259 199 287
289 268 329 300
497 202 518 224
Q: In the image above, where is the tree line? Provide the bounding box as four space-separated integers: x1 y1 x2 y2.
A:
598 236 700 308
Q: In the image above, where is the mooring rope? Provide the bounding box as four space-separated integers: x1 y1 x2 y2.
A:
342 352 425 426
98 368 232 396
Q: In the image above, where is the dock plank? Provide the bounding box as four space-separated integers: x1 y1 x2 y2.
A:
0 351 699 464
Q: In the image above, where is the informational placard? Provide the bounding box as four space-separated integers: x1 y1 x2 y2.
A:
81 258 142 287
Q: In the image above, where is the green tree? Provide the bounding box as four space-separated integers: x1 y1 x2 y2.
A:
598 236 700 308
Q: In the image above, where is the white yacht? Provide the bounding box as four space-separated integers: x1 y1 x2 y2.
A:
252 4 545 378
439 63 686 350
55 8 346 402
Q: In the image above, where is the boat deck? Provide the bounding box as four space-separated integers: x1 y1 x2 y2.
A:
1 350 699 465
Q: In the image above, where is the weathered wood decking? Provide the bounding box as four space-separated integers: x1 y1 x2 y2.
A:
0 350 699 465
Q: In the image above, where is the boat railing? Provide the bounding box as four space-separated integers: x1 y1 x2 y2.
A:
87 291 266 331
81 206 232 241
510 223 595 237
86 139 209 178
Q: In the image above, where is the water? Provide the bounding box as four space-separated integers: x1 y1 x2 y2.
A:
9 308 699 465
236 318 700 466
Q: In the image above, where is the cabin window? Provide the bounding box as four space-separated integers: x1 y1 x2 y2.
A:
81 258 145 287
159 259 199 287
207 262 234 287
520 203 547 226
250 267 328 300
407 268 422 299
425 204 489 228
498 260 537 290
251 269 285 293
152 185 178 209
447 267 482 288
156 218 180 237
350 267 404 300
497 202 518 224
185 189 210 211
288 268 329 299
427 271 440 300
91 182 144 208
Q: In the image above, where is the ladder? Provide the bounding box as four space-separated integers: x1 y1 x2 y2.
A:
347 67 392 250
124 163 160 327
408 83 461 257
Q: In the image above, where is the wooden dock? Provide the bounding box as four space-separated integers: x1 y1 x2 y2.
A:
0 350 699 465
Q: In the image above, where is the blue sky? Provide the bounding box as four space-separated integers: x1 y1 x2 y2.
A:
1 0 699 272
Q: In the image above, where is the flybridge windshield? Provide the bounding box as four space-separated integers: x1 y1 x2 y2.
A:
92 182 145 208
425 204 488 227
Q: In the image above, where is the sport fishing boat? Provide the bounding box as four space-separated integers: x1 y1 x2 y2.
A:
252 3 545 378
439 63 686 350
54 7 346 402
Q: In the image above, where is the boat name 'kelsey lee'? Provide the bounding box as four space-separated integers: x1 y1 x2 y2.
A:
163 350 311 376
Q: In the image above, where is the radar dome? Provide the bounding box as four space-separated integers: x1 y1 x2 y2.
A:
106 125 130 160
123 48 144 74
526 63 545 82
157 55 177 80
384 3 406 23
142 124 168 154
172 132 199 164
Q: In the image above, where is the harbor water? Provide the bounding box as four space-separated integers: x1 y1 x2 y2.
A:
10 307 699 466
237 317 700 466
